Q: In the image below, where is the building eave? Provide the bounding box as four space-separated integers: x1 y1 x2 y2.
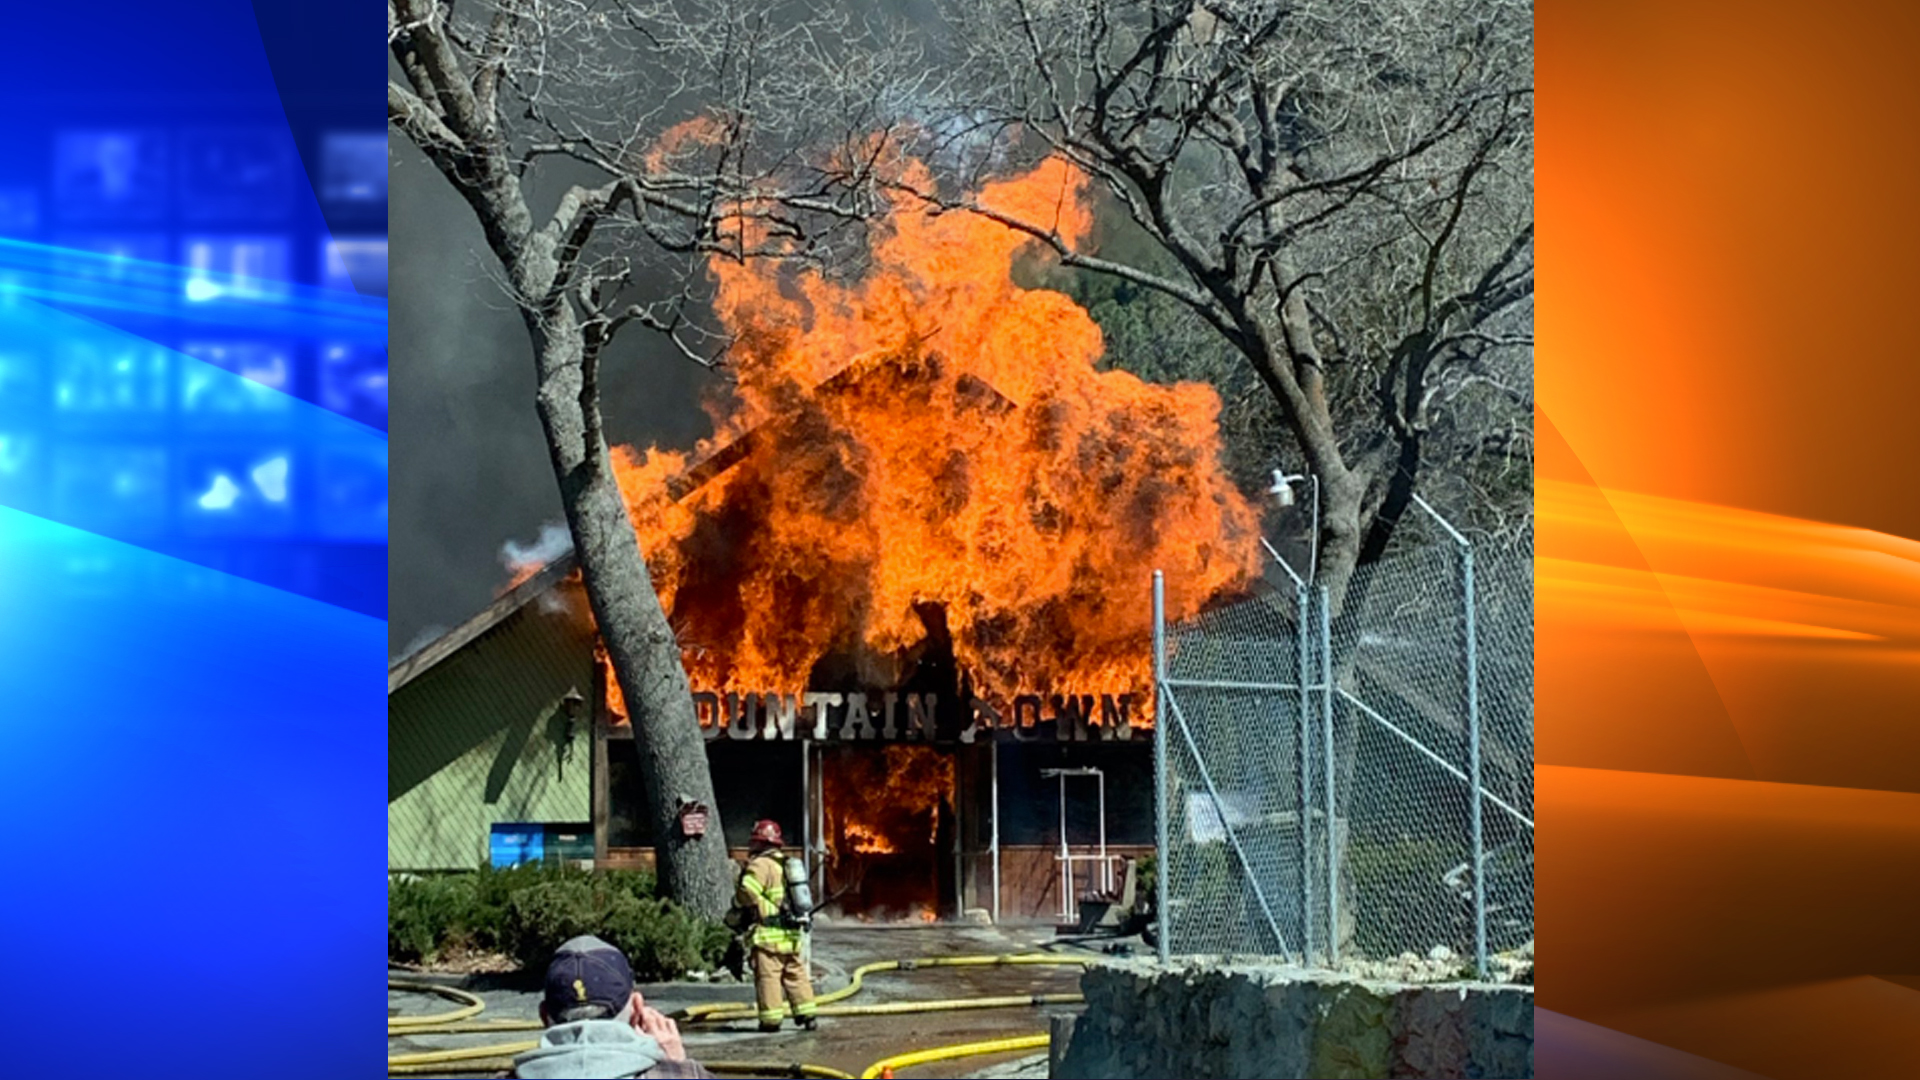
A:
388 553 580 695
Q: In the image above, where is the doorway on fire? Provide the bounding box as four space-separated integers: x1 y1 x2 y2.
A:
810 743 965 921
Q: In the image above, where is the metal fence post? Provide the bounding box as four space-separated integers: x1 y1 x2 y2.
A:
990 738 1001 925
1152 570 1171 966
1464 543 1487 980
1151 507 1526 973
1319 585 1337 966
1296 580 1313 962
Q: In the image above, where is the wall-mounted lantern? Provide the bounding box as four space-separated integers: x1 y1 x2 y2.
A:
555 688 586 766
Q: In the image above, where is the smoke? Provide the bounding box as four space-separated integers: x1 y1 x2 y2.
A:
387 1 939 658
499 521 588 615
393 623 449 664
388 136 715 657
500 521 574 577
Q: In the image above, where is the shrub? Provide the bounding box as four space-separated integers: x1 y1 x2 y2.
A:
602 895 722 982
698 920 734 967
469 861 596 951
1345 835 1467 959
502 879 604 968
390 862 714 977
601 868 658 899
501 876 725 982
390 874 481 963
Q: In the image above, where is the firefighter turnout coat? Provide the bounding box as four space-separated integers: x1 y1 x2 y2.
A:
736 852 803 954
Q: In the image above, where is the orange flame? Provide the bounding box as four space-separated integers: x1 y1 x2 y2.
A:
642 116 731 175
596 639 627 720
828 745 952 858
609 153 1260 706
843 823 896 855
823 745 953 915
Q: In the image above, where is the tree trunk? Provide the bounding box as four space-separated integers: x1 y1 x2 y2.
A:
1356 434 1422 567
1319 435 1438 959
1312 467 1369 617
386 0 735 916
530 311 735 917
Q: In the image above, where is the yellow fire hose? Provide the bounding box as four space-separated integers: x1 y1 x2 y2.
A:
387 1038 539 1070
389 952 1084 1077
702 1063 857 1079
387 982 487 1030
679 954 1089 1025
860 1033 1050 1079
390 1040 1045 1079
390 1058 858 1077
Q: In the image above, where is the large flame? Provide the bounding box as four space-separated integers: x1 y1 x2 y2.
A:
610 154 1261 709
822 745 954 915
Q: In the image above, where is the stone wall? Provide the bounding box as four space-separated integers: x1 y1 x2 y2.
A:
1053 962 1533 1079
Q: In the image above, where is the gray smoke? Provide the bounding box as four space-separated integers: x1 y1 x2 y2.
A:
394 623 449 664
500 521 574 577
387 1 954 659
388 137 717 658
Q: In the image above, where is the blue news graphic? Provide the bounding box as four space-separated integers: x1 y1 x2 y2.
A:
0 0 386 1077
0 243 388 612
0 504 385 1077
0 0 388 618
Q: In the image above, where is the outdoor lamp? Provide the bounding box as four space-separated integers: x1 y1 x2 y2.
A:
1269 469 1321 582
1270 469 1306 506
561 688 585 743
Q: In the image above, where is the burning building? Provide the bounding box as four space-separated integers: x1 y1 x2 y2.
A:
389 556 1190 923
389 154 1266 922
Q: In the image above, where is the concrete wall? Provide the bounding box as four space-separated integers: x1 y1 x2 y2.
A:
1055 962 1533 1080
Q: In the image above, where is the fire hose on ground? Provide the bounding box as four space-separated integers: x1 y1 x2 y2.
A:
388 952 1087 1077
858 1033 1053 1080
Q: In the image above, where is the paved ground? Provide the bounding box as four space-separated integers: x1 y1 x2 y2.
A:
957 1053 1048 1079
390 924 1101 1078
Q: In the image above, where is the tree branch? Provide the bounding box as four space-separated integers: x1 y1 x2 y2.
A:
389 81 465 156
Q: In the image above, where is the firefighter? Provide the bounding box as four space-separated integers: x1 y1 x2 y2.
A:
731 819 818 1032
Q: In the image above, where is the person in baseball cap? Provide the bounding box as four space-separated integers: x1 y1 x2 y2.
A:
510 935 714 1079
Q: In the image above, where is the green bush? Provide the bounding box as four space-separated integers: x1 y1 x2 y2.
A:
1345 836 1466 959
468 862 596 950
390 863 686 969
602 868 658 899
501 879 604 966
500 876 728 982
603 895 726 982
390 874 481 963
697 920 734 965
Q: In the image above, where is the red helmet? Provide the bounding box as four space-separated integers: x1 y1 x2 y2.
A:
750 819 785 848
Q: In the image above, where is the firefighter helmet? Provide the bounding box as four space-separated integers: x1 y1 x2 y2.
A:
750 819 785 848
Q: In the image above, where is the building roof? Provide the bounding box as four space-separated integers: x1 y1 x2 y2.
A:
390 344 1011 698
388 552 581 694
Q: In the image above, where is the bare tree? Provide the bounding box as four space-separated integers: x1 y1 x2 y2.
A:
862 0 1533 961
387 0 895 913
896 0 1533 608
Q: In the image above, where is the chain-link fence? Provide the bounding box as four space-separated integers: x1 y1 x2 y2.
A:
1154 501 1532 980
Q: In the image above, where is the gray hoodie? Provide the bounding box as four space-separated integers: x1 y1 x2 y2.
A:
511 1019 672 1079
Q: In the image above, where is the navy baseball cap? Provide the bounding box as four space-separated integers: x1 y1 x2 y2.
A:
542 935 636 1022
